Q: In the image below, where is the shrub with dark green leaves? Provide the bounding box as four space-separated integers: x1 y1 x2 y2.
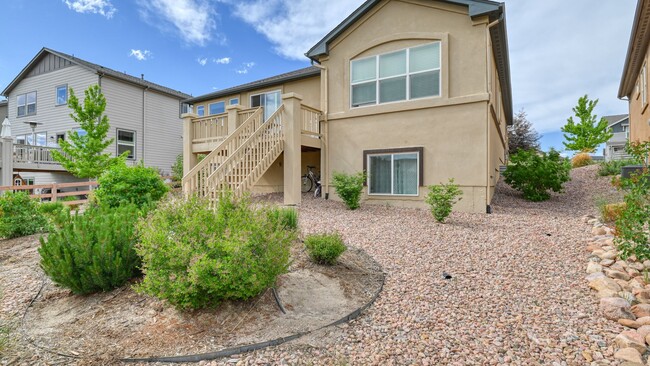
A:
94 162 168 209
0 192 47 239
38 204 142 294
502 149 571 201
268 207 298 231
425 179 463 223
304 232 347 265
332 171 366 210
598 159 642 176
172 154 183 182
136 193 295 310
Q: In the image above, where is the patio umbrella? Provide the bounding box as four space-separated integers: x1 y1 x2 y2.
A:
0 117 10 138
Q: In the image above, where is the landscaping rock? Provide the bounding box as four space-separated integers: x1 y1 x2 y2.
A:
606 269 631 281
619 319 641 329
636 325 650 339
614 348 643 364
600 251 618 260
598 289 620 298
601 297 635 321
614 331 647 354
590 277 623 293
602 259 616 267
637 316 650 326
587 262 603 274
629 262 646 272
632 304 650 318
592 227 607 236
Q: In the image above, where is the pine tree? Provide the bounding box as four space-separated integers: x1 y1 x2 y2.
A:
561 95 613 153
52 85 127 179
507 108 540 155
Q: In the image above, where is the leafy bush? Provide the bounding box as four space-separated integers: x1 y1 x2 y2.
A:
602 202 626 224
425 179 463 223
268 207 298 231
332 171 366 210
0 192 47 239
304 232 347 265
502 149 571 202
172 154 183 182
136 193 295 310
571 152 593 168
598 159 642 176
615 141 650 261
38 202 70 231
38 204 141 294
94 162 168 209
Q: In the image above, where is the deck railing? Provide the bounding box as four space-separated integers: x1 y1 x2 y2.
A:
0 181 98 205
301 105 321 136
191 113 229 145
13 144 62 164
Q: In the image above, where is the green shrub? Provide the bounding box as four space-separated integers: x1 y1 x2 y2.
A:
94 162 168 209
0 192 47 239
171 154 183 182
304 232 347 265
425 179 463 223
598 159 643 176
38 202 70 231
332 171 366 210
502 149 571 201
136 193 295 310
616 141 650 261
268 207 298 231
38 204 141 294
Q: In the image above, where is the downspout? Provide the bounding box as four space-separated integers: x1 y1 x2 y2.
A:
311 60 329 199
486 15 502 214
142 86 149 164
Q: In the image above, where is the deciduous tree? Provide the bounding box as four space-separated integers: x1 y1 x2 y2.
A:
507 109 540 155
561 95 613 153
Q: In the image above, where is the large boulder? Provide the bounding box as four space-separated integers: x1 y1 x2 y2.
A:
600 297 635 321
613 347 643 364
632 304 650 318
590 277 623 293
614 330 647 354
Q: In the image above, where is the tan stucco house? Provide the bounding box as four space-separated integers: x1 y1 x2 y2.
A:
1 48 190 186
619 0 650 144
182 0 512 213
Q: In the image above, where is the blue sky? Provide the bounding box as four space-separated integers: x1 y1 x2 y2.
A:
0 0 638 155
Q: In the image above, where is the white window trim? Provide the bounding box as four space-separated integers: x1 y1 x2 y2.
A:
642 62 648 109
250 90 282 107
196 105 205 117
229 98 239 105
350 42 442 109
366 151 420 197
17 91 37 117
208 101 226 115
116 128 136 160
55 84 68 106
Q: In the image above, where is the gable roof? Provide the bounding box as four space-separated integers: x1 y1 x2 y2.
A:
603 114 630 128
306 0 513 125
619 0 650 98
184 66 321 104
2 48 191 100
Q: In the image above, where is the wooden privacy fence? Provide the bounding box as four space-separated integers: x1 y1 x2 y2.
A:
0 181 98 206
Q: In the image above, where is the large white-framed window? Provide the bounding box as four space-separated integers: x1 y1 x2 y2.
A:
56 85 68 106
17 91 37 117
15 132 46 146
364 147 422 196
116 129 136 160
251 90 281 120
351 42 441 108
209 101 225 115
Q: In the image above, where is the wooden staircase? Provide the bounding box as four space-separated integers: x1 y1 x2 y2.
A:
182 105 285 201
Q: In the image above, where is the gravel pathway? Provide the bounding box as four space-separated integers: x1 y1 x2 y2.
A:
219 165 625 365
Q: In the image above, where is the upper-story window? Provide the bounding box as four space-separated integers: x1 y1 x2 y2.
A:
230 98 239 105
197 105 205 116
17 91 37 117
56 85 68 106
351 42 441 108
209 101 225 115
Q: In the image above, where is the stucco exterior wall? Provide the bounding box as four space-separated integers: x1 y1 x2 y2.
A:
629 42 650 142
317 0 497 213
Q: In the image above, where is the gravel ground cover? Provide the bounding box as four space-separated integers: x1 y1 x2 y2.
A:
0 165 628 365
215 165 625 366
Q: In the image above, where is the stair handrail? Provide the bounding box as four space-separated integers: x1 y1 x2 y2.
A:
205 104 285 195
182 107 263 187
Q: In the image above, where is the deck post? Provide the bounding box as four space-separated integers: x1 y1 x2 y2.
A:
181 113 198 178
227 105 243 133
282 93 303 206
0 137 12 188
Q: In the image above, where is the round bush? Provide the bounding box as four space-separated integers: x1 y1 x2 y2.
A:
304 232 347 265
571 152 593 168
136 194 296 310
94 163 168 209
0 192 47 239
332 171 365 210
502 149 571 202
38 204 142 294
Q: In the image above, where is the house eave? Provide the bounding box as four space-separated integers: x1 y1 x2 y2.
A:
619 0 650 99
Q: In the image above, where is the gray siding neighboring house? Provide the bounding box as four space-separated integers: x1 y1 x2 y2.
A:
1 47 190 185
603 114 631 161
0 100 7 120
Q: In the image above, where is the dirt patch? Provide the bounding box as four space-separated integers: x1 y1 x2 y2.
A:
0 235 382 365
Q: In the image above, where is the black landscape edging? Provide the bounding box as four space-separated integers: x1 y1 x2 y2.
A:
122 254 385 363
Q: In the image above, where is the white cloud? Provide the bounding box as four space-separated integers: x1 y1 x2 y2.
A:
137 0 217 46
233 0 363 60
63 0 116 18
129 49 152 61
236 62 255 74
197 57 208 66
213 57 231 64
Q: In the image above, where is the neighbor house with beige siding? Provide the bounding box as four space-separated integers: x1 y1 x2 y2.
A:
182 0 512 213
1 48 190 185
